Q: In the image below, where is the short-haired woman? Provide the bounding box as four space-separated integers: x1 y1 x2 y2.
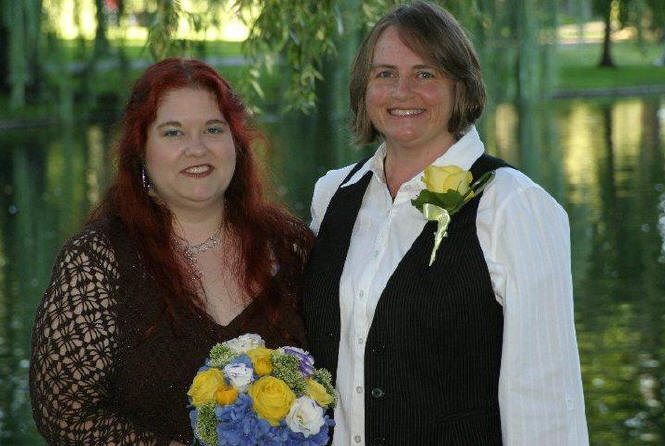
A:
302 2 589 444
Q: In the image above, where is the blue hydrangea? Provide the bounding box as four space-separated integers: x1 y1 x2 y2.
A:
215 394 268 445
189 407 198 430
191 391 334 445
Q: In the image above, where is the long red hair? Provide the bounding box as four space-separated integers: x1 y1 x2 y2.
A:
90 58 313 336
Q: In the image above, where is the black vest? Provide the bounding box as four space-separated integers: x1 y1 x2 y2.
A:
303 155 509 446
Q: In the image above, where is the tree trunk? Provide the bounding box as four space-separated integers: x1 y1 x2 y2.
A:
599 4 615 67
8 1 26 108
516 0 538 103
25 0 43 99
93 0 108 57
0 0 9 93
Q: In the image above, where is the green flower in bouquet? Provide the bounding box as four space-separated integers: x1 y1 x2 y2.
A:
412 165 494 266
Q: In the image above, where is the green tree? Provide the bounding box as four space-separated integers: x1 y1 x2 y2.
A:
593 0 619 67
3 0 43 109
146 0 559 114
593 0 664 67
234 0 342 113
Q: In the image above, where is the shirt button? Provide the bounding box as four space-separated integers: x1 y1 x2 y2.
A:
354 435 362 443
358 337 364 344
356 386 363 393
373 250 379 257
359 290 364 298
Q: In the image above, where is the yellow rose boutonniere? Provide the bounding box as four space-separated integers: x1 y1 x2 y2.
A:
248 376 296 426
422 165 473 196
187 368 226 407
412 165 494 266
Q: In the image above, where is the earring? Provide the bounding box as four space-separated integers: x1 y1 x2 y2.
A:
141 166 150 191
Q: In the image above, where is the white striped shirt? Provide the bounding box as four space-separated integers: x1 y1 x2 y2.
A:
310 126 589 445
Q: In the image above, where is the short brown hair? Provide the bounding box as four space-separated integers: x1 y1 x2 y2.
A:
350 1 486 144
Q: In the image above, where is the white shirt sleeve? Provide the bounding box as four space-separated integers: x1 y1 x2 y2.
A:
309 177 326 235
484 175 589 445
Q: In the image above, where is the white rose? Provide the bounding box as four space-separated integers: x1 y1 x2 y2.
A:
285 396 325 437
224 333 265 353
222 363 254 392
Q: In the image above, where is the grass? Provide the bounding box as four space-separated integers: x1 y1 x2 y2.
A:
556 40 665 91
56 38 244 60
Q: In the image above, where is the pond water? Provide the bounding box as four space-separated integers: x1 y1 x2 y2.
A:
0 94 664 445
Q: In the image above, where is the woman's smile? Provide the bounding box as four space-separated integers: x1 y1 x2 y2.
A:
181 164 214 177
387 108 426 117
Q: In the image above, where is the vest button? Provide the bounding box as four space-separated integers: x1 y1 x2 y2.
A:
372 436 386 446
371 344 384 354
371 387 384 398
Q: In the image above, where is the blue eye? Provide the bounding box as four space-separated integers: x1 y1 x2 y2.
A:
416 71 435 79
205 126 223 135
163 129 182 137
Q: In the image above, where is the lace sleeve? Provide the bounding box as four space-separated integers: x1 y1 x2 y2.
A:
29 228 171 446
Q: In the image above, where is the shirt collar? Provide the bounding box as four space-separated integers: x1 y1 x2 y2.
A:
341 125 485 191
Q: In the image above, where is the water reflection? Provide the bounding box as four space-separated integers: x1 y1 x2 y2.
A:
560 97 665 445
0 95 664 444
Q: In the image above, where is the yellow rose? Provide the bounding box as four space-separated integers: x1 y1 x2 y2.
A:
187 368 225 407
216 384 239 406
247 347 274 376
305 379 334 408
422 165 473 196
248 376 296 426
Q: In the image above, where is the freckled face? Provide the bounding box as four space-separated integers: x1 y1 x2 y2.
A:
144 87 236 213
366 26 456 154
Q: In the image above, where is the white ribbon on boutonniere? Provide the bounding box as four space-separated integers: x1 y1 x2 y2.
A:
412 165 495 266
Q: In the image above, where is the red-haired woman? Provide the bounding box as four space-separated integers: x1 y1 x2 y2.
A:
29 58 313 445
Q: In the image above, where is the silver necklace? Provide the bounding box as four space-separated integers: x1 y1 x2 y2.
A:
176 228 223 278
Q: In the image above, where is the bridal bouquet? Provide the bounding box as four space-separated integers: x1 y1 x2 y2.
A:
187 334 335 446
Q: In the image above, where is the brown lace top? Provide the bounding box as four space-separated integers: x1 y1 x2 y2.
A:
29 219 307 445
